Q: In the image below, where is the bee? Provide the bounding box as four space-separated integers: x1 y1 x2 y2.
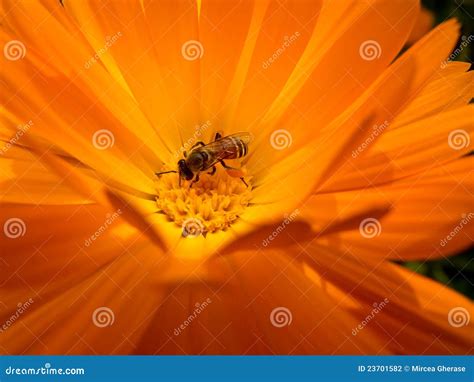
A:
156 132 252 187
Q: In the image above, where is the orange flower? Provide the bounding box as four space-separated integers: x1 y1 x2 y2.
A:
1 0 473 355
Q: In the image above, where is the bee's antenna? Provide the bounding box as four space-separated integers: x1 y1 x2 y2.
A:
155 170 177 177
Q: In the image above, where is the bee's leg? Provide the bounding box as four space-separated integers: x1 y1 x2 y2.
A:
207 166 217 176
219 160 248 188
219 160 239 171
214 132 222 141
190 173 200 188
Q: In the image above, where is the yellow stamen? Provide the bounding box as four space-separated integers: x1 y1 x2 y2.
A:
155 170 252 236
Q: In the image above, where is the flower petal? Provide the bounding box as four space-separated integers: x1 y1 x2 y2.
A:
393 63 473 127
314 157 474 261
0 239 165 354
0 203 138 315
323 105 473 191
301 245 474 354
63 0 201 152
1 0 168 181
132 249 387 354
241 0 418 145
0 143 89 205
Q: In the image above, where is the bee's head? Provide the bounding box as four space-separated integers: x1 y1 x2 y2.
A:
178 159 194 180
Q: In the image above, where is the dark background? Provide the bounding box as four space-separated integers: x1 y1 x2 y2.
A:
402 0 473 299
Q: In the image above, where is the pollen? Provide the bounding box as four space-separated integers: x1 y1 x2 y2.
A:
155 170 252 236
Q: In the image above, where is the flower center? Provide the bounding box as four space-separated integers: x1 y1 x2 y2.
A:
155 169 252 236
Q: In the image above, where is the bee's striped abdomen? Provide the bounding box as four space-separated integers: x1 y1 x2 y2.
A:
229 136 248 158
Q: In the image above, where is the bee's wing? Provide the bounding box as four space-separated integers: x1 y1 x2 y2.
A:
199 140 234 161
